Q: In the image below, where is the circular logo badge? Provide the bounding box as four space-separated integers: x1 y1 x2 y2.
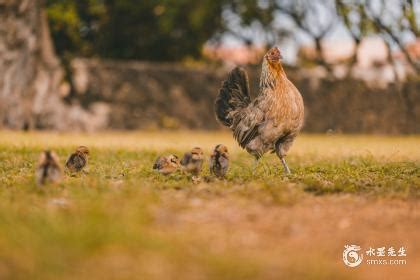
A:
343 245 363 267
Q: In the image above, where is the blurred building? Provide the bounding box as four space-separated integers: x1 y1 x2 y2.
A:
202 44 266 65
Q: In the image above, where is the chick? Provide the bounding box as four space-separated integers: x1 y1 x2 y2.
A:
35 150 63 185
180 147 204 176
65 146 89 173
153 154 180 175
209 144 229 178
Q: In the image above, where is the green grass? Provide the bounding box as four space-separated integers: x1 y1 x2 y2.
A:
0 131 418 279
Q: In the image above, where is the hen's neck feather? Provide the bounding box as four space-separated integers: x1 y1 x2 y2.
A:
259 59 287 94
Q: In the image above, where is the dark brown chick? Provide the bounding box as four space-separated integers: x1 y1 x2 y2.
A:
209 144 229 178
65 146 89 173
153 154 180 175
35 150 63 185
180 147 204 176
215 46 304 174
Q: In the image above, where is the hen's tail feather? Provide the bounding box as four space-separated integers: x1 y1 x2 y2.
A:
215 67 252 126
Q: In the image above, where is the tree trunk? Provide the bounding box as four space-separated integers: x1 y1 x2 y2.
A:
0 0 106 130
0 0 60 128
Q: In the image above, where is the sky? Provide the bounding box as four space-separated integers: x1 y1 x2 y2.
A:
219 0 419 64
220 1 354 64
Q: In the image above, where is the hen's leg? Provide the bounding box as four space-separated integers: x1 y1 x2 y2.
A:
280 158 291 174
275 142 291 174
252 158 259 174
252 154 262 175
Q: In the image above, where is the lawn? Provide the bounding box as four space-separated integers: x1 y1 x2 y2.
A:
0 130 419 279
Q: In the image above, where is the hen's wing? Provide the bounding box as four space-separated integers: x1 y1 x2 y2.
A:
231 103 264 150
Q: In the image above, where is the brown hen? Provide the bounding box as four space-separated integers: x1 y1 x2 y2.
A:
215 46 304 173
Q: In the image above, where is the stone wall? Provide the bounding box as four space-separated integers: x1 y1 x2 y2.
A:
71 59 420 134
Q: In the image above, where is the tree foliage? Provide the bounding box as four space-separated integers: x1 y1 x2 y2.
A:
46 0 227 61
46 0 419 72
228 0 419 72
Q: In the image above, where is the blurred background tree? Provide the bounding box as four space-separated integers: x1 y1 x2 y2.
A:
226 0 418 72
46 0 419 72
336 0 419 74
46 0 228 61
